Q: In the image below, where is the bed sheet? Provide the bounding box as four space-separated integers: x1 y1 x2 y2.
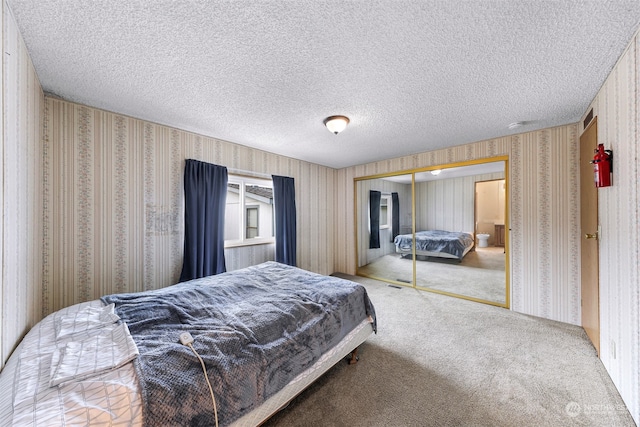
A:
0 300 142 426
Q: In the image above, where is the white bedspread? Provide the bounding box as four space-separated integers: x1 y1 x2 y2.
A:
49 322 138 387
0 300 142 426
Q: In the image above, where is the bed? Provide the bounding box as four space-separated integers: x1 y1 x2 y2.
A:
394 230 475 261
0 261 376 426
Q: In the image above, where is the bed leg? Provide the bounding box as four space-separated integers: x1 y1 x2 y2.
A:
348 348 360 365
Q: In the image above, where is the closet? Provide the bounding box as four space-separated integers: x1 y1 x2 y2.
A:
355 157 509 307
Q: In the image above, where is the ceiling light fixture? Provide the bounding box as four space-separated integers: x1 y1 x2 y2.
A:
431 169 442 176
324 115 350 134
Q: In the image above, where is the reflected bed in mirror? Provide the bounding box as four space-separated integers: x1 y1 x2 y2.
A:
355 157 509 308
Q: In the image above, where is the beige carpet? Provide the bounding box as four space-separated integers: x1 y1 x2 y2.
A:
264 274 634 427
358 247 507 304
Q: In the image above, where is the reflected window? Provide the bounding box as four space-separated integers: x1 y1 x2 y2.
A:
380 195 391 229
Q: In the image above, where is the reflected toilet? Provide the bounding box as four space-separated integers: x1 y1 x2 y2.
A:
477 233 490 248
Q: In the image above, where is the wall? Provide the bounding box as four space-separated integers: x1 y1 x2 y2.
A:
42 98 335 316
0 3 44 368
335 124 581 326
583 30 639 424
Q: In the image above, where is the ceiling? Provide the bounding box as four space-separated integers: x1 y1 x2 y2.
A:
7 1 640 169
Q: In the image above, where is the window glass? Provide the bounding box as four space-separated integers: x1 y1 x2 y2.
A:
225 176 274 247
380 195 390 228
246 206 259 238
225 183 242 241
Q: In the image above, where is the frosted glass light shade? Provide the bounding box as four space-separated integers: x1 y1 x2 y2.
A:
324 115 350 134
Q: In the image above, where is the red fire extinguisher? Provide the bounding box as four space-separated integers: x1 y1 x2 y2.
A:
591 144 613 188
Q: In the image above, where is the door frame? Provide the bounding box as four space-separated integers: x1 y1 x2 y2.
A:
580 117 600 355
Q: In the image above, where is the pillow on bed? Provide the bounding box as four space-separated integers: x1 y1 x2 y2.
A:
54 303 120 339
49 322 139 387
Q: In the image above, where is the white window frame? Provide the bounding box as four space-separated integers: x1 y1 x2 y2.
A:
224 175 275 248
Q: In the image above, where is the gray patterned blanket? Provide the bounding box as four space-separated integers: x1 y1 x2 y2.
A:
101 261 376 426
394 230 474 259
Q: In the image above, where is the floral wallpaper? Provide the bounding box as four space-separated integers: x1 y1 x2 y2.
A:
42 98 337 316
585 31 639 424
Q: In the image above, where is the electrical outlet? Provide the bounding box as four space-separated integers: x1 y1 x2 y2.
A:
180 332 194 345
611 340 616 359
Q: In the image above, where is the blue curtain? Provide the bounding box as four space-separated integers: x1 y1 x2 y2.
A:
391 192 400 242
369 190 381 249
179 159 228 282
272 175 297 266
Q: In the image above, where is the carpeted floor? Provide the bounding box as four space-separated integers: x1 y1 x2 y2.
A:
358 247 507 304
263 274 634 427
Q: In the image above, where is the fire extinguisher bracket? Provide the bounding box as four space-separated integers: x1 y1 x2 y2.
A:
591 144 613 188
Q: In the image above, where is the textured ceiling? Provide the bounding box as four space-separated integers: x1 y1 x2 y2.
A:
7 1 640 168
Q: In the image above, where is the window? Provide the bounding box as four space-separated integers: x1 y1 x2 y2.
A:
380 194 391 229
246 206 259 238
224 175 275 247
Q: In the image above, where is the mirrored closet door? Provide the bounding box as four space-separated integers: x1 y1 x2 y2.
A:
355 158 509 308
356 173 414 286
